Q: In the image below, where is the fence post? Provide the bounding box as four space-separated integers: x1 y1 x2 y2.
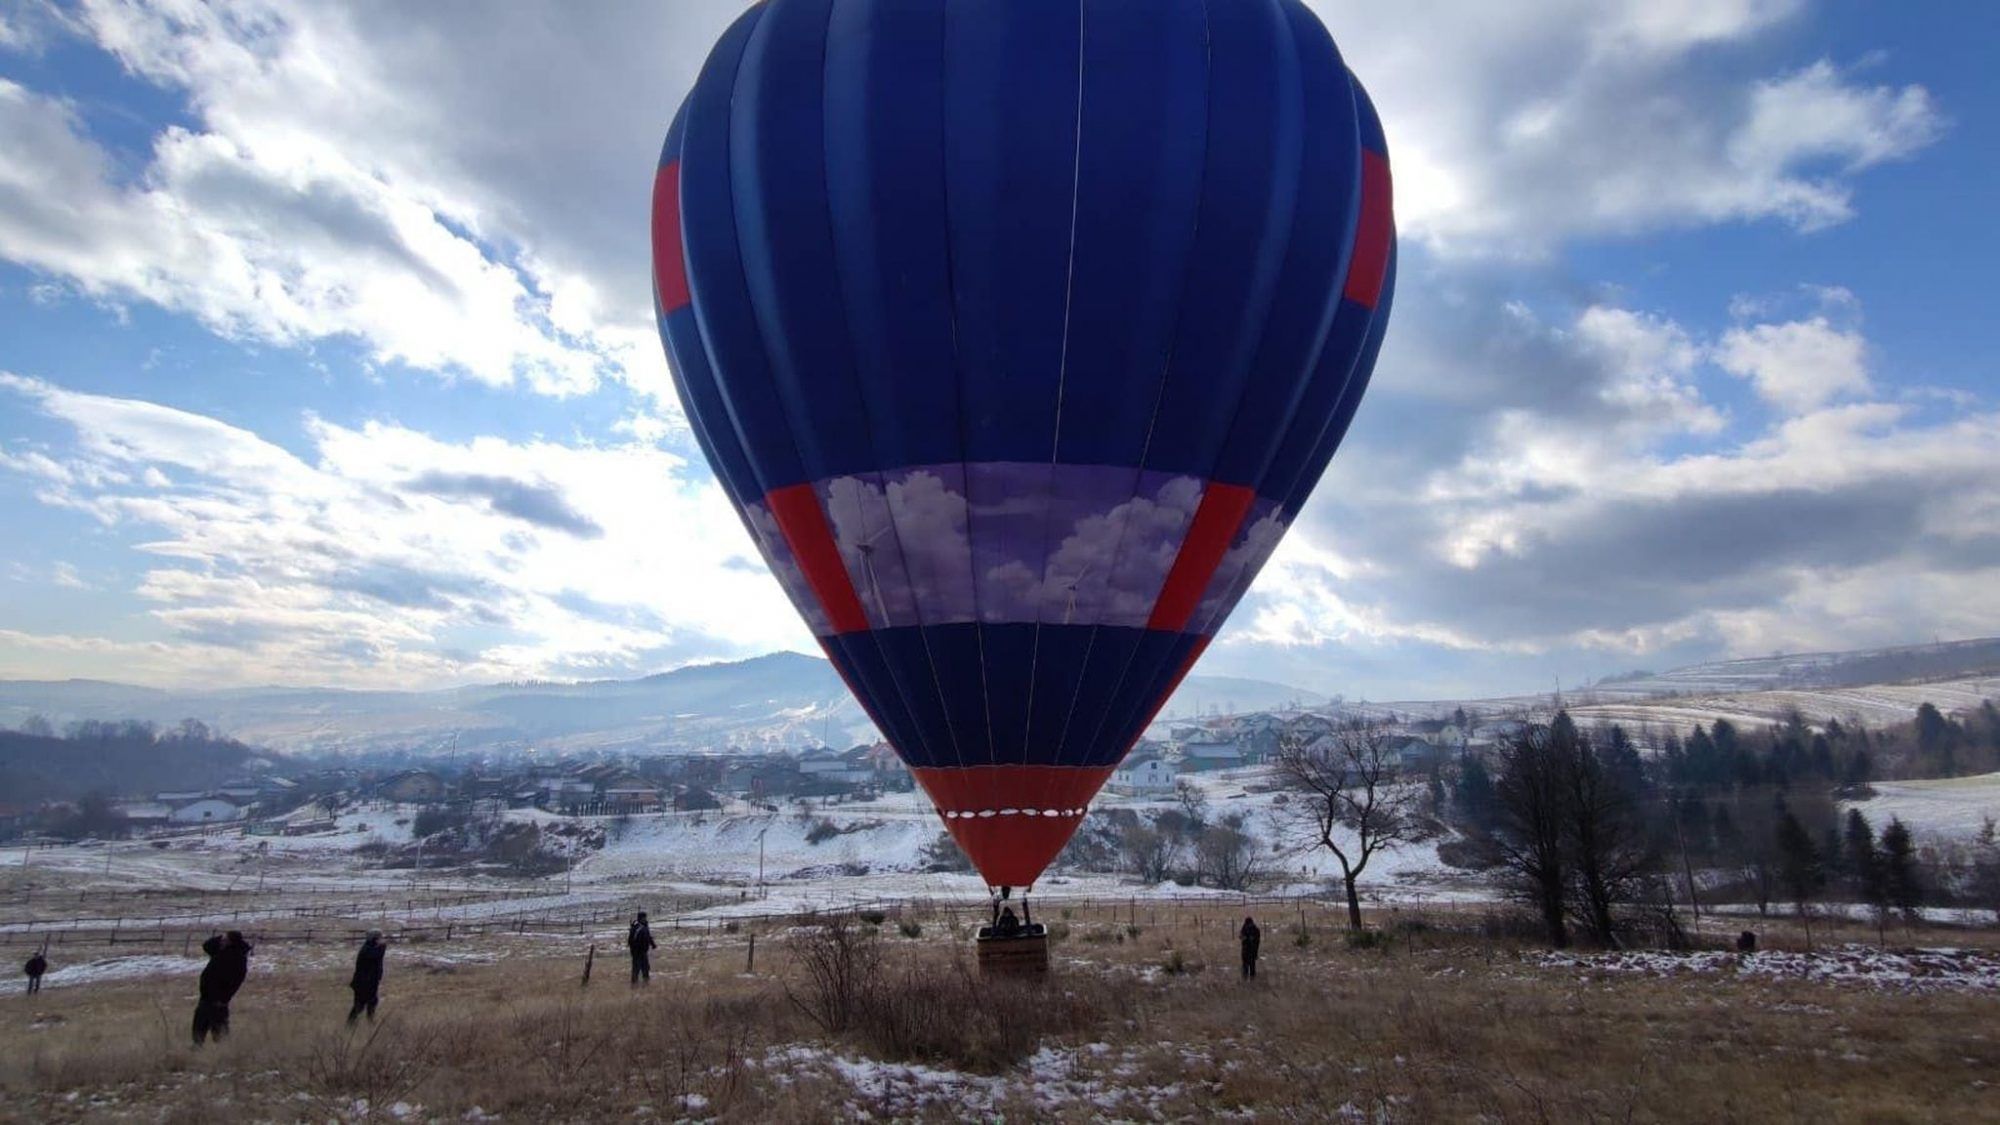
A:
746 933 756 974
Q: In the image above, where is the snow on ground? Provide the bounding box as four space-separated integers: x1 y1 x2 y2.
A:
5 770 1476 929
1843 772 2000 843
757 1039 1221 1119
1569 675 2000 735
0 953 196 994
578 804 938 885
252 805 417 852
1530 945 2000 994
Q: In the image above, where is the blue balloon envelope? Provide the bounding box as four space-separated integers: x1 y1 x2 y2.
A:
653 0 1396 889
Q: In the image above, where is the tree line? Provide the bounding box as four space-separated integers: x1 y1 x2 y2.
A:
1449 705 2000 947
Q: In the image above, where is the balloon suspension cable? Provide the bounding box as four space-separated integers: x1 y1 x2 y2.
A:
987 885 1034 929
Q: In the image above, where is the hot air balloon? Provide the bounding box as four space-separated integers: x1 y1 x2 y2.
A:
652 0 1396 907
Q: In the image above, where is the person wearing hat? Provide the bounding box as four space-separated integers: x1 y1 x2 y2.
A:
348 931 388 1025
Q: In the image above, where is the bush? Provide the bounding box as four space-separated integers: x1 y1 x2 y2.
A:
1345 928 1393 952
805 818 842 846
898 920 922 939
852 959 1117 1072
859 909 887 926
412 807 468 839
785 917 881 1035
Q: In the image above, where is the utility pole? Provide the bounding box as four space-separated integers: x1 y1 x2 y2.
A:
757 826 768 900
1674 787 1703 927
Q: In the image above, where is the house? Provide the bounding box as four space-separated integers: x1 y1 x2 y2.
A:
1471 720 1528 746
597 771 664 814
1395 738 1441 771
725 759 806 798
377 770 447 803
1428 724 1469 751
674 786 722 812
1176 742 1247 772
114 801 173 830
1109 755 1177 796
1281 714 1338 743
170 798 245 825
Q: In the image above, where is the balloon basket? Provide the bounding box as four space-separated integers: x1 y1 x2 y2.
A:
975 923 1050 977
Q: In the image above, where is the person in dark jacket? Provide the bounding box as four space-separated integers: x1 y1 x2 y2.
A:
193 930 252 1044
994 906 1024 937
1240 916 1262 979
348 931 387 1025
23 951 47 995
628 912 657 985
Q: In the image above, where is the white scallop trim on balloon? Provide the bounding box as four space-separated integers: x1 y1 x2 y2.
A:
939 808 1089 820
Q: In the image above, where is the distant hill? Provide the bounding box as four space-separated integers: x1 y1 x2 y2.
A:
1585 637 2000 699
0 652 1324 758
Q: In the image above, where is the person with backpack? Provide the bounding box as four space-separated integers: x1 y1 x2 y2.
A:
348 931 387 1025
193 930 253 1044
627 911 657 985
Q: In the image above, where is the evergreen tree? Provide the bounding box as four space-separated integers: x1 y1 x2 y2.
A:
1842 749 1874 791
1775 810 1823 921
1843 808 1879 899
1879 817 1922 924
1453 752 1499 832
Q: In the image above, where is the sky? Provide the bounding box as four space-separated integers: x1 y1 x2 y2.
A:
0 0 1995 703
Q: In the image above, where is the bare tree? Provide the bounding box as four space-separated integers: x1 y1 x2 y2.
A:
1493 725 1572 948
1276 722 1418 929
1195 823 1262 891
1118 821 1181 885
1495 714 1654 948
1560 717 1655 946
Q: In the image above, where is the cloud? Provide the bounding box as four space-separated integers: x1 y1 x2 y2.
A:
1217 281 2000 688
1310 2 1943 254
0 374 814 688
0 75 616 397
1716 316 1870 413
407 471 603 539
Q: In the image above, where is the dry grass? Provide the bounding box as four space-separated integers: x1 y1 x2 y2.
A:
1 904 1996 1122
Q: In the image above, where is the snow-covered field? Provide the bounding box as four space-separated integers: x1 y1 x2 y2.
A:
1568 675 2000 735
1842 771 2000 843
1530 945 2000 994
3 766 1473 940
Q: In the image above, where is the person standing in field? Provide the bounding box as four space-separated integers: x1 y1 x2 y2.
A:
628 911 657 985
348 931 387 1025
193 930 253 1045
1240 916 1262 980
23 950 47 995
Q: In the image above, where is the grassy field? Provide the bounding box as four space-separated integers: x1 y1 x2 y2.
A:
3 901 1997 1123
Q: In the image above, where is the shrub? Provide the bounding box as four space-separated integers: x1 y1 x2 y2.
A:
805 818 842 846
784 917 881 1034
859 909 888 926
1345 928 1393 952
852 958 1116 1072
412 807 468 839
898 920 922 939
